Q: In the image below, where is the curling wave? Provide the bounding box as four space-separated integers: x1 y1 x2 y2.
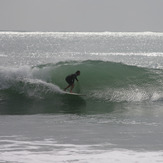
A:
1 60 163 114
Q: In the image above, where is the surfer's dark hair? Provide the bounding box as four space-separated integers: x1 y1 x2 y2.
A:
76 70 80 74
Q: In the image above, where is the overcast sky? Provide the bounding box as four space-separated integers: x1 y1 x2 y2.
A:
0 0 163 32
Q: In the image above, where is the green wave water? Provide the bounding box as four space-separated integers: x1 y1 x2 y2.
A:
1 60 163 115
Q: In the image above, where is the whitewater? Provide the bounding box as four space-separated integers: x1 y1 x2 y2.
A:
0 32 163 163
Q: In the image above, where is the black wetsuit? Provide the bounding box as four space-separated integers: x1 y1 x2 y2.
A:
65 73 78 85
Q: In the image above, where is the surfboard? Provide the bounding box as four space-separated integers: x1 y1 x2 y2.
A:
64 92 85 96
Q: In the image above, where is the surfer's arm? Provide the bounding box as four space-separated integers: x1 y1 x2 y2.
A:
73 74 79 82
75 77 79 82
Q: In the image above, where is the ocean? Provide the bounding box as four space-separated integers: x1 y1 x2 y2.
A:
0 32 163 163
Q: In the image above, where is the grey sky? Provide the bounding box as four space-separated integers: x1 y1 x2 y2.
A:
0 0 163 32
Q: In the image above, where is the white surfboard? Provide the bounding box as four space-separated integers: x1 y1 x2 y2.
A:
64 92 85 96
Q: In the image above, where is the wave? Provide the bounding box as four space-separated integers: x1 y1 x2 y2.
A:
1 60 163 114
1 31 163 36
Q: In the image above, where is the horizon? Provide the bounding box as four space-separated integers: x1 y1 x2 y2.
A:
0 30 163 33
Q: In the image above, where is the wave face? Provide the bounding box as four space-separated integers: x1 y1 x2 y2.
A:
1 60 163 114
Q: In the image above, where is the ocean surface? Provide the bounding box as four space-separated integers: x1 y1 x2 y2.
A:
0 32 163 162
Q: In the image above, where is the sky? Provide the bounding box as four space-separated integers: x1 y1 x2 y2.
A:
0 0 163 32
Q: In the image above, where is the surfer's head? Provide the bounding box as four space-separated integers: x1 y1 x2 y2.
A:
76 70 80 76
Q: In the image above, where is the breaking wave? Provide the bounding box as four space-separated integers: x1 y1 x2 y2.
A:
1 60 163 114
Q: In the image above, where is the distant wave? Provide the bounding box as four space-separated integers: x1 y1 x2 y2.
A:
0 31 163 37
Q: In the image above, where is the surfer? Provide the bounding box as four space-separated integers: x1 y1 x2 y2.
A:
64 71 80 93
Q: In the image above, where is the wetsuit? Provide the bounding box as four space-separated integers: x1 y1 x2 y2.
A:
65 73 78 85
